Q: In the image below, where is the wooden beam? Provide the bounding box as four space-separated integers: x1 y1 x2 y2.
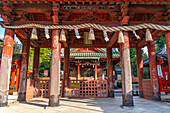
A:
107 47 114 97
138 30 163 48
120 32 133 106
15 29 39 47
0 29 14 107
165 32 170 74
49 30 61 106
18 38 30 102
13 21 53 26
147 41 161 101
107 32 118 47
62 41 68 48
15 29 27 39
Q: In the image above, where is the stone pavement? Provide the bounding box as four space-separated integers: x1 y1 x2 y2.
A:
0 97 170 113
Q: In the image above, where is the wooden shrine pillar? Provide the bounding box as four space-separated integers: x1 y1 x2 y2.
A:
0 29 14 107
95 63 97 80
120 32 133 106
18 39 30 102
78 63 80 79
49 30 61 106
63 47 70 96
147 41 161 101
32 47 40 90
136 47 144 98
107 47 114 97
165 32 170 73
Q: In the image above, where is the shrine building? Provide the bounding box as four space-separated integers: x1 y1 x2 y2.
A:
0 0 170 107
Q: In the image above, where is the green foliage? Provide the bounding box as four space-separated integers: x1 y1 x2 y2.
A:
13 41 22 54
117 81 138 88
130 48 137 77
28 48 51 77
28 47 34 70
0 40 22 54
39 48 51 77
117 81 122 88
144 67 150 79
155 33 165 52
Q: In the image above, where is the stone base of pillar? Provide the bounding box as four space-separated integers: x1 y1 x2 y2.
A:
108 89 114 97
139 90 144 98
152 92 161 101
49 95 59 106
0 94 8 107
18 92 26 102
122 91 134 106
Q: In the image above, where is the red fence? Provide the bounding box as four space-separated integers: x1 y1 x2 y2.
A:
159 65 170 93
9 64 21 94
69 80 108 98
142 79 152 99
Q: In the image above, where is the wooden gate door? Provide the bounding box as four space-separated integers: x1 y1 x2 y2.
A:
159 65 170 93
9 64 21 94
69 80 108 98
37 78 63 98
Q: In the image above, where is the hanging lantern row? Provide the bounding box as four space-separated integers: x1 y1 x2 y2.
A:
30 26 153 43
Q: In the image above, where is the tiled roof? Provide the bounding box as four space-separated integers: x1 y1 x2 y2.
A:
61 48 120 58
143 46 168 66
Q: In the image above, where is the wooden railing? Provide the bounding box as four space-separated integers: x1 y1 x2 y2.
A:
37 78 63 98
69 80 108 98
159 65 170 93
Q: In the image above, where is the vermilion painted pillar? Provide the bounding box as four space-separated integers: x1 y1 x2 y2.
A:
165 32 170 73
136 47 144 98
63 47 70 96
18 39 30 102
120 32 133 106
0 29 14 107
78 63 80 79
107 47 114 97
95 63 97 80
32 47 40 91
49 30 61 106
147 41 161 101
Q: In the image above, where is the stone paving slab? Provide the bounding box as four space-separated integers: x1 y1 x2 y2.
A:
0 97 170 113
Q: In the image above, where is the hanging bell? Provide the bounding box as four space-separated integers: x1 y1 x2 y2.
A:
117 31 125 43
60 29 66 42
88 28 95 40
30 27 38 40
146 29 153 41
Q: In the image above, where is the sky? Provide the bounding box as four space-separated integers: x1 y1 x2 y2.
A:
0 16 21 44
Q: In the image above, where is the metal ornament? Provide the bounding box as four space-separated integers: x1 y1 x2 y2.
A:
60 29 66 42
88 28 95 40
30 27 38 40
146 29 153 41
118 31 125 43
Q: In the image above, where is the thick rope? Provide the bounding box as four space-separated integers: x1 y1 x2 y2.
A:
0 22 169 32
